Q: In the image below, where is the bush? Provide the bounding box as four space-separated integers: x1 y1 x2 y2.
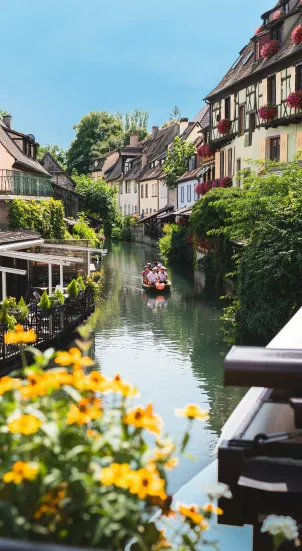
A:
50 289 65 307
17 297 29 321
76 275 86 291
158 223 194 264
67 279 79 299
111 216 136 242
38 291 52 311
72 215 99 247
8 198 66 239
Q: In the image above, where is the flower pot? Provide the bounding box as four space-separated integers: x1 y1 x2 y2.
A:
38 308 53 318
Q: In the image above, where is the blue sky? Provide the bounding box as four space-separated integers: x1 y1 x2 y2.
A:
1 0 273 149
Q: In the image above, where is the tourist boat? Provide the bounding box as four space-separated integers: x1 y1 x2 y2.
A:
142 281 172 293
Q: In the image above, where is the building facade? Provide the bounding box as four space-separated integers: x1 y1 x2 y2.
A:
41 153 78 218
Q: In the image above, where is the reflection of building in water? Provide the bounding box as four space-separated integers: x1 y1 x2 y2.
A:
147 296 168 313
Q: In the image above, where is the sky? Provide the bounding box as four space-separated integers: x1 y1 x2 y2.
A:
0 0 273 149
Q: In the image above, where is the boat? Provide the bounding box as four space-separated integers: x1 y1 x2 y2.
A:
142 281 171 293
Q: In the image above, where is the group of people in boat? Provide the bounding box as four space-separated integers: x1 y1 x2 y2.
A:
142 259 168 286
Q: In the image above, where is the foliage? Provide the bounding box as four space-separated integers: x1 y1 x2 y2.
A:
72 215 99 247
38 291 52 311
163 136 195 188
161 106 182 128
76 276 86 292
73 173 121 235
0 304 16 329
0 324 224 550
37 144 67 169
0 109 10 119
67 111 124 174
111 215 137 242
159 223 194 265
258 103 278 121
8 199 67 239
67 279 79 299
50 290 65 307
117 109 150 145
260 39 280 60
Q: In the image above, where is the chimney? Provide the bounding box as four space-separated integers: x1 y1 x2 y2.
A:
2 115 12 129
130 133 139 147
141 152 147 169
152 126 159 137
179 117 189 135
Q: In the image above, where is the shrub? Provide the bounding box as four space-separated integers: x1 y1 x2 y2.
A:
76 275 86 291
38 291 52 311
50 289 65 307
291 25 302 45
286 90 302 110
8 198 66 239
17 297 29 321
72 215 99 247
67 279 79 299
197 143 213 157
159 223 194 265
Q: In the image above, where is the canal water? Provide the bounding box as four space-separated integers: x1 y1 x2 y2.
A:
94 242 244 494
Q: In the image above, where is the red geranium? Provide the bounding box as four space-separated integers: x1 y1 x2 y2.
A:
258 103 278 121
217 118 231 135
194 183 203 196
220 177 232 188
273 10 281 20
204 181 212 193
260 39 280 60
197 143 213 157
286 90 302 110
212 179 220 188
255 26 263 35
292 25 302 45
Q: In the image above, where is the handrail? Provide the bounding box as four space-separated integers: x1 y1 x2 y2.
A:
0 170 53 197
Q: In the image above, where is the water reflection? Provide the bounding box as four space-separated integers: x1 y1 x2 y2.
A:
94 242 244 493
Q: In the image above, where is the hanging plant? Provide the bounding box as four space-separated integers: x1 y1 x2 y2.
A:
212 179 220 188
197 143 213 157
204 181 213 193
292 25 302 45
260 39 281 60
219 177 233 188
217 118 231 135
286 90 302 110
273 10 281 20
194 183 203 196
258 103 278 121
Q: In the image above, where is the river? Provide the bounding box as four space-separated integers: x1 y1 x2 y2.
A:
94 242 244 494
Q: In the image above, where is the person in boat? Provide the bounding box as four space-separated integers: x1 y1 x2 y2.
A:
147 267 159 286
152 259 162 269
147 263 152 270
158 266 168 283
142 266 150 284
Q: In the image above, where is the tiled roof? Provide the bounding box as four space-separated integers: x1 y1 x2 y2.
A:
0 226 41 244
206 5 302 100
176 166 207 183
193 105 210 128
0 120 50 176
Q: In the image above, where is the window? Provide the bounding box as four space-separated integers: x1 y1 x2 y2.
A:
220 151 225 179
142 209 144 217
141 185 144 199
124 161 131 174
135 206 138 214
134 182 137 193
180 187 184 203
271 25 282 43
236 159 241 186
248 113 256 146
124 205 127 215
146 208 148 214
227 149 233 177
145 184 148 198
188 155 196 171
268 75 277 104
125 181 131 193
225 97 231 120
128 205 130 214
239 106 245 136
187 185 191 202
296 64 302 91
120 183 123 194
270 137 280 161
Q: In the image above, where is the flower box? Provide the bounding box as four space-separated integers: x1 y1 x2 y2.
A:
219 177 233 188
292 25 302 45
286 90 302 110
260 39 281 60
217 118 231 135
258 103 278 121
196 143 213 157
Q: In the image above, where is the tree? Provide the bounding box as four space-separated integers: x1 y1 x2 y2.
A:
73 172 121 236
67 111 124 174
118 109 150 145
161 106 182 128
0 110 10 120
37 144 67 168
163 136 195 188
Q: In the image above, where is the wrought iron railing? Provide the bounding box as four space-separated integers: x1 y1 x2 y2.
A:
0 170 53 197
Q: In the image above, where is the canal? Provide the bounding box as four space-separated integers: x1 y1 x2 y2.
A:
94 242 244 494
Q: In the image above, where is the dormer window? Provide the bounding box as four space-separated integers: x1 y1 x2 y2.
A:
124 161 131 174
284 1 289 14
271 24 282 43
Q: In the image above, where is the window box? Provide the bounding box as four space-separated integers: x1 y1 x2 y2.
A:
258 103 278 121
286 90 302 110
292 25 302 46
260 39 280 60
217 118 231 135
197 143 213 157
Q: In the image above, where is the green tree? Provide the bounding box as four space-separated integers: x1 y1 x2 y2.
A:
67 111 124 174
163 136 195 188
37 144 67 168
0 110 10 120
117 109 150 145
73 173 121 236
161 106 182 128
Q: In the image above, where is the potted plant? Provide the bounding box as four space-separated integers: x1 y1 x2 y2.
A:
66 279 79 305
286 90 302 110
291 25 302 45
197 143 213 157
258 103 278 121
76 275 86 292
219 177 233 188
260 39 280 60
217 118 231 135
50 289 65 310
38 291 52 317
0 305 16 332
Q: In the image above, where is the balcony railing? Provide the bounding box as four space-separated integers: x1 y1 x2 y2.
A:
0 170 53 197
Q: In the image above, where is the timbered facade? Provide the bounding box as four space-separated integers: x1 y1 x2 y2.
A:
206 0 302 182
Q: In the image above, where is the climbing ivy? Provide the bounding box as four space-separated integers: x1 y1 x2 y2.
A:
8 198 67 239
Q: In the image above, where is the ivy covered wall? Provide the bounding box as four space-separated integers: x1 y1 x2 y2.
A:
8 198 67 239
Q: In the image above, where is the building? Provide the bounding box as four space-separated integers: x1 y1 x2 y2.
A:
0 115 53 225
41 153 78 218
90 151 119 181
205 0 302 182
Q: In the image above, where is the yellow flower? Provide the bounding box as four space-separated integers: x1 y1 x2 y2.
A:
107 373 138 397
34 504 57 519
34 484 67 518
44 370 74 389
165 458 178 470
5 325 37 345
124 404 163 435
87 429 100 439
0 376 20 395
128 466 167 501
153 529 170 550
55 347 94 370
99 463 132 489
202 503 223 516
151 440 178 469
3 461 39 484
67 398 102 426
175 404 209 421
178 504 208 528
8 414 41 435
73 370 109 392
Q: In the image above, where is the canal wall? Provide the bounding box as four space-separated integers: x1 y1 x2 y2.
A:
130 226 158 247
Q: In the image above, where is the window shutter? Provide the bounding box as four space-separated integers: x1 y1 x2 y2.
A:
276 72 282 105
289 66 296 93
221 100 225 120
215 152 220 179
280 134 288 162
262 78 268 106
296 131 302 152
260 138 266 160
230 95 235 121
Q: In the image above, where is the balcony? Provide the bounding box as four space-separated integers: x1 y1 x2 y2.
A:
260 101 302 129
0 170 53 197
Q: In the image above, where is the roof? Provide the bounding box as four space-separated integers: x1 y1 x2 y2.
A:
205 4 302 100
193 105 210 128
0 120 50 176
89 151 116 172
40 152 77 190
0 226 41 245
176 166 205 183
137 204 174 224
157 206 192 220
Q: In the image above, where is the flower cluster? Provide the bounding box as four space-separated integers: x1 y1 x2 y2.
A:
195 177 232 197
273 10 281 20
258 103 278 121
197 143 213 157
255 26 264 35
286 90 302 110
291 24 302 45
5 324 37 345
260 39 281 60
217 118 231 135
261 515 300 544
